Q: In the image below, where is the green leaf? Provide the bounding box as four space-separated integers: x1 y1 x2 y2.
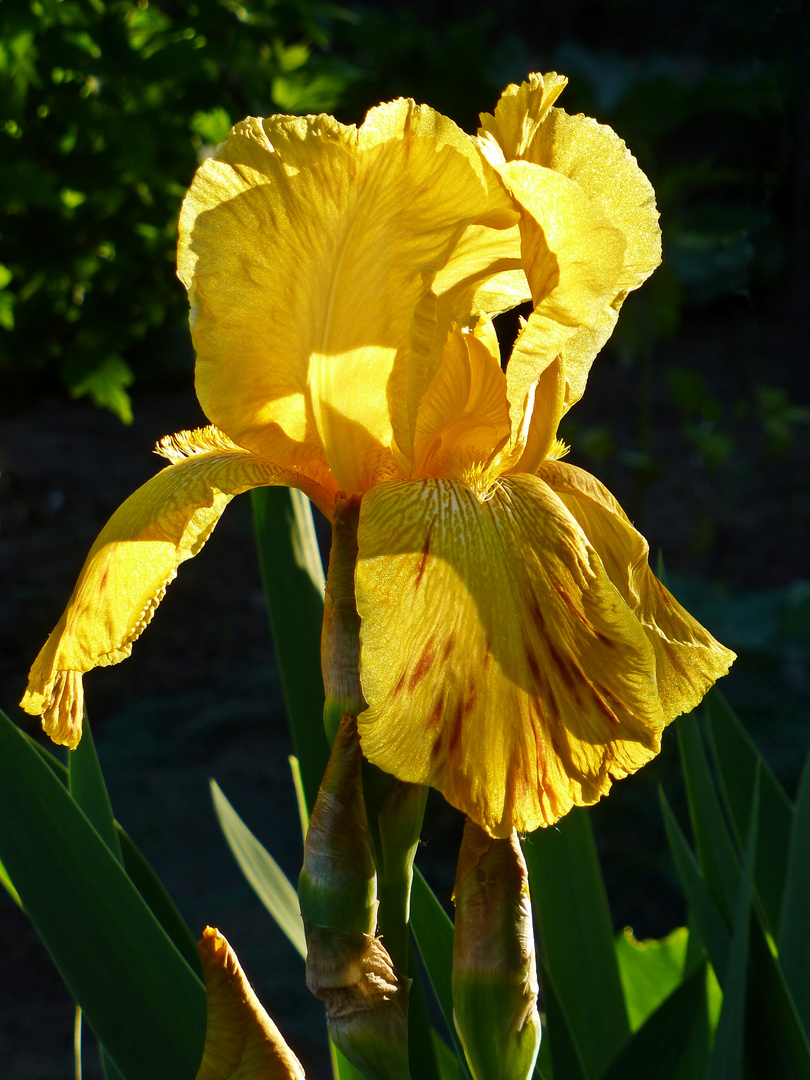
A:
614 926 689 1031
705 772 757 1080
540 963 589 1080
0 709 205 1080
68 714 122 862
677 712 741 922
0 854 22 907
749 914 810 1079
705 690 793 936
252 486 329 811
67 355 134 425
431 1030 463 1080
210 779 306 959
779 751 810 1034
660 790 731 977
410 869 472 1080
521 809 630 1078
408 952 444 1080
116 826 202 977
18 728 199 974
601 963 710 1080
331 1044 368 1080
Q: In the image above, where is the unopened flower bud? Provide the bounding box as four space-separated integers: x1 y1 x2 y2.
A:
196 926 305 1080
452 820 541 1080
300 715 410 1080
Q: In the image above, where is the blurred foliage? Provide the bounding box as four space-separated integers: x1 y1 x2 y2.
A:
0 0 360 421
1 0 806 510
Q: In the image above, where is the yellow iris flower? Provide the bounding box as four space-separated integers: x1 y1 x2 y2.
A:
21 73 734 837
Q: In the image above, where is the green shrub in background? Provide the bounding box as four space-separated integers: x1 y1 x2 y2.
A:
0 0 359 421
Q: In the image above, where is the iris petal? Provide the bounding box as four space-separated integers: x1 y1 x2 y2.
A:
179 102 517 494
20 428 329 747
540 460 736 723
355 475 664 837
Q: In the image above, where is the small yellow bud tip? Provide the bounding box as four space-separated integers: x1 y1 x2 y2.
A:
196 926 306 1080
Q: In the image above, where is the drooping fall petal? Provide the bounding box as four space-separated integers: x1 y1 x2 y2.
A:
179 102 518 494
20 427 329 748
196 926 305 1080
356 475 664 838
539 460 736 723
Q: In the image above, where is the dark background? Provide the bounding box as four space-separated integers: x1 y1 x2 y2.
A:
1 0 809 1074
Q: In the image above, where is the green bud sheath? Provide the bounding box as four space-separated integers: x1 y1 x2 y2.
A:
300 715 411 1080
452 820 542 1080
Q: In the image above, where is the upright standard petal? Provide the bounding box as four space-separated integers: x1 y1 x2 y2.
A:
539 460 736 723
196 926 305 1080
493 159 626 430
478 72 568 161
480 75 661 409
179 102 517 495
412 321 511 481
20 428 331 748
355 476 664 838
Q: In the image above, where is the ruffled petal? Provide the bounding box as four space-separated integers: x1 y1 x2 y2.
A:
20 428 330 748
196 926 305 1080
355 475 664 837
412 320 511 479
539 460 735 723
491 159 626 432
179 102 517 494
478 72 569 161
479 75 661 410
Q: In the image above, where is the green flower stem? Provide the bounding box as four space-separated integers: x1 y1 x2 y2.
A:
322 494 364 744
377 782 428 976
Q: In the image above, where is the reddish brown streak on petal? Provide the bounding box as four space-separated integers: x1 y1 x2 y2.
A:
414 529 432 590
392 671 407 697
528 596 546 634
408 636 436 693
99 570 109 590
525 647 542 686
554 583 593 631
595 631 618 650
448 700 465 755
428 687 447 730
441 632 456 664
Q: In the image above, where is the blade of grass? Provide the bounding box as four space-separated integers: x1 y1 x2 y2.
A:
705 772 758 1080
0 709 206 1080
522 809 630 1078
252 486 329 811
0 855 22 907
778 751 810 1032
677 712 741 922
705 690 793 935
68 714 122 862
660 790 731 977
210 779 306 959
